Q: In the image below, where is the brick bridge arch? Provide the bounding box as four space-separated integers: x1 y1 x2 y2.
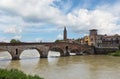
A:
0 42 94 60
48 43 94 55
19 47 49 59
49 47 64 56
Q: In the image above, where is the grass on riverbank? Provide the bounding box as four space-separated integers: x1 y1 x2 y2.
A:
0 69 43 79
108 50 120 56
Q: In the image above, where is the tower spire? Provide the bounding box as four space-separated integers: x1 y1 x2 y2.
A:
63 26 67 41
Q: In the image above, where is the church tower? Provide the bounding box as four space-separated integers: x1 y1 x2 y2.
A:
63 27 67 41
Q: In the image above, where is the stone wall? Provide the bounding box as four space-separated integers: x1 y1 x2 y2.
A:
94 47 118 54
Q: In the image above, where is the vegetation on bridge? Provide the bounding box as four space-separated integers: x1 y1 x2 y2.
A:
10 39 21 43
55 39 66 42
108 50 120 56
0 68 43 79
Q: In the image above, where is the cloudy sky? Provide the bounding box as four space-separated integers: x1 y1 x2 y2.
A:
0 0 120 42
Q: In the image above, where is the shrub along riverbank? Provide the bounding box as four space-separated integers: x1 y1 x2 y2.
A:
0 69 43 79
108 50 120 56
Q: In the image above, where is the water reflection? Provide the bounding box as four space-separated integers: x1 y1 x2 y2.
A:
48 57 59 66
0 51 120 79
6 60 21 70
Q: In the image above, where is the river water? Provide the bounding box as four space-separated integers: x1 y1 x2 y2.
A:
0 50 120 79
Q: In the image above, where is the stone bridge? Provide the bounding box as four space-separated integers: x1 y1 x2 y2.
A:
0 42 94 60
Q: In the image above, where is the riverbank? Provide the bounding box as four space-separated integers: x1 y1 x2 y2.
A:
108 50 120 56
0 68 43 79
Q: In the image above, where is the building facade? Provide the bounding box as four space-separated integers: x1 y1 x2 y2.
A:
96 34 120 48
81 29 120 48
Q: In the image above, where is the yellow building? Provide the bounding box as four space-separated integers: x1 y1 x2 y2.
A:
83 36 91 45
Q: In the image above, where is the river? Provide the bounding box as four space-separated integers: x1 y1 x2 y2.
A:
0 50 120 79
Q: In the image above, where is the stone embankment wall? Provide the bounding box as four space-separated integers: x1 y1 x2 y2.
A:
94 47 119 54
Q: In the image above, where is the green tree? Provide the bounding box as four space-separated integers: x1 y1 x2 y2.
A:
10 39 21 43
55 39 65 42
55 40 61 42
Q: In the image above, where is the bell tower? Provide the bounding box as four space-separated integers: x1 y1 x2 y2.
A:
63 27 67 41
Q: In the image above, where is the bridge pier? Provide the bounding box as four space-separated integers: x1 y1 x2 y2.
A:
9 48 22 60
39 47 49 58
40 52 48 58
12 56 20 60
40 55 47 58
64 51 70 56
76 52 81 55
60 52 65 57
64 46 70 56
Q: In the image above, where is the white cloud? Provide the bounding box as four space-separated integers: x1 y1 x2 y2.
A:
0 0 120 41
4 26 22 34
96 2 120 17
35 38 43 42
13 35 22 40
57 34 63 39
0 14 25 34
66 8 119 34
0 15 23 25
0 37 10 42
0 0 62 23
0 0 67 33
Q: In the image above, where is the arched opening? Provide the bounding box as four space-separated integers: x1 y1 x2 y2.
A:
48 47 64 57
16 49 18 55
20 49 40 60
0 50 12 60
70 49 80 56
65 46 68 50
65 46 70 56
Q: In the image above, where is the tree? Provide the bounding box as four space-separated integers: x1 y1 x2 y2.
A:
55 39 65 42
55 40 61 42
10 39 21 43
